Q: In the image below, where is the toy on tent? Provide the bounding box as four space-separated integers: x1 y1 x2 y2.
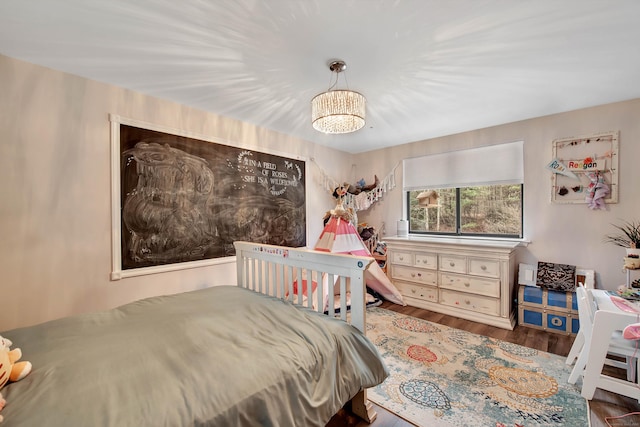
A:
314 211 405 306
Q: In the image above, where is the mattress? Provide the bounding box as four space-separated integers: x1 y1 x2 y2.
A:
1 286 388 427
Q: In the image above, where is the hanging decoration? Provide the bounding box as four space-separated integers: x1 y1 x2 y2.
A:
545 158 579 180
549 131 618 205
585 171 609 210
311 159 398 212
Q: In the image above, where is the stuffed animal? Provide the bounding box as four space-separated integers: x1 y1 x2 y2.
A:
585 171 609 210
0 335 32 389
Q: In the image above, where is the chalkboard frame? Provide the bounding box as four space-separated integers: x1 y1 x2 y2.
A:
109 114 307 280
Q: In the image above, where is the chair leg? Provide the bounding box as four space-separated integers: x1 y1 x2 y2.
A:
625 357 635 382
568 346 589 384
566 331 584 366
637 358 640 403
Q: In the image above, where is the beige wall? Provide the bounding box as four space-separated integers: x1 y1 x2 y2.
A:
356 98 640 291
3 52 639 331
0 55 351 330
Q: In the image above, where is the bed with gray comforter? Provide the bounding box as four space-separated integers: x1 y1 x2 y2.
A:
1 285 388 426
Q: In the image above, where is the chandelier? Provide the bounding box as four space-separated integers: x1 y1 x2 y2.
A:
311 60 366 134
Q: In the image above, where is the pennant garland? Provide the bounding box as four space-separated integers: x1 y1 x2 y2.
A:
546 158 579 180
311 159 399 212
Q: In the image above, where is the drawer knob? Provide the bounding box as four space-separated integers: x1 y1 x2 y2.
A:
399 256 404 261
411 273 416 278
481 265 487 270
465 300 471 305
411 289 416 294
417 273 422 277
449 262 455 267
464 282 470 287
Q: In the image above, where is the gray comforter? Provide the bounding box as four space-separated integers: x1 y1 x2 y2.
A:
1 286 387 426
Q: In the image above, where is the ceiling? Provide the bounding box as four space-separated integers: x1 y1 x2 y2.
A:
2 1 640 154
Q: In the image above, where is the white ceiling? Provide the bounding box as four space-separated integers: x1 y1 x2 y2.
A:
2 1 639 154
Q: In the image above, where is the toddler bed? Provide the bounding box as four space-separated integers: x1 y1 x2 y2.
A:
1 242 388 427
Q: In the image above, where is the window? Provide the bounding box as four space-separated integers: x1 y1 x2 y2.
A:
407 185 523 237
403 141 524 238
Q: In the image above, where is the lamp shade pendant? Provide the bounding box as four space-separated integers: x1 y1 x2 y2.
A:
311 61 366 134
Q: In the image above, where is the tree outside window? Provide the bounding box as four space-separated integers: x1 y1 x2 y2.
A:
407 184 522 238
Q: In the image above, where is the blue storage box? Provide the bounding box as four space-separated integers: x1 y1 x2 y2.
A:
517 285 579 335
519 285 578 312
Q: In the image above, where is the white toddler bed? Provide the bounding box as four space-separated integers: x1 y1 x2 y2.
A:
1 241 387 426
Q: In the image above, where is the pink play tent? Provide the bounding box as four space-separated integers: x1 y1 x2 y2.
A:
314 215 405 306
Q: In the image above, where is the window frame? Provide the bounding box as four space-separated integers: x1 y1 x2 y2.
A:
405 184 524 239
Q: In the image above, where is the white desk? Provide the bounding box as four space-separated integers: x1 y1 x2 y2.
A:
581 289 640 400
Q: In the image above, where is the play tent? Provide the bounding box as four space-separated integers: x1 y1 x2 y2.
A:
314 215 405 306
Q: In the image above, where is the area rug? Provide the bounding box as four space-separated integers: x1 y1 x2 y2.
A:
365 307 589 427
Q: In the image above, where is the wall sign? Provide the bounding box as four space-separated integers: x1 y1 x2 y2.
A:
550 131 618 205
110 115 306 280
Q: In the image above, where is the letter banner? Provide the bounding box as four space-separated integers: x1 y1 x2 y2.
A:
546 158 579 180
565 157 606 172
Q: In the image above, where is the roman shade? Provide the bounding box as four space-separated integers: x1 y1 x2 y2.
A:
403 141 524 190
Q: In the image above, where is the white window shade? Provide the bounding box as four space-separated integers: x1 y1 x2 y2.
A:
403 141 524 190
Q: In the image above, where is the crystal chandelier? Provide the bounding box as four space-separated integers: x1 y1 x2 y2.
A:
311 60 366 134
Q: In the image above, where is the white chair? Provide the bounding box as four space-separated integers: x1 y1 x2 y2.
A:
565 330 584 366
567 284 640 400
566 283 631 374
565 277 595 366
566 282 590 366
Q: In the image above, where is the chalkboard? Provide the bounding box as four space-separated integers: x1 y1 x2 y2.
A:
115 120 306 273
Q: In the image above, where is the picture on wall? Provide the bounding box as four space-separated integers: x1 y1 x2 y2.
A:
549 131 618 205
110 115 306 279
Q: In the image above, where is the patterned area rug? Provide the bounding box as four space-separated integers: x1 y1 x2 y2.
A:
366 308 589 427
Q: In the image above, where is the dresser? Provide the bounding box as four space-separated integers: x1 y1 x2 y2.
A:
385 236 520 329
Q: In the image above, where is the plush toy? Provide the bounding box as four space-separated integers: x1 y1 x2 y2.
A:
0 335 32 389
585 171 609 210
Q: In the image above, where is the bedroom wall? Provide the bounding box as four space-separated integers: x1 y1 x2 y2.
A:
0 54 350 330
355 98 640 292
3 52 639 331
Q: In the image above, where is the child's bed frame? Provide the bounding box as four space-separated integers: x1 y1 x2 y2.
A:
233 241 378 423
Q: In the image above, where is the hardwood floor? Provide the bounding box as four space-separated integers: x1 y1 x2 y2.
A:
328 301 640 427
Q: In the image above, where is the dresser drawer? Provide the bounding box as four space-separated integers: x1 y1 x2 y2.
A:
391 251 413 266
439 254 467 273
469 258 500 278
397 282 438 302
439 289 500 316
392 265 437 285
439 273 500 298
414 253 438 269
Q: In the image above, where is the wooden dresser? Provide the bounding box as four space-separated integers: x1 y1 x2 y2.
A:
385 236 520 329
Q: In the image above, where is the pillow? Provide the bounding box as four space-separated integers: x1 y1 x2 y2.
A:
536 261 576 292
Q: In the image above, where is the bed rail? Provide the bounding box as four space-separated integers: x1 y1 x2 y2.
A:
233 241 374 334
233 241 378 423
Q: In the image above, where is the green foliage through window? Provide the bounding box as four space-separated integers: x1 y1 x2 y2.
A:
407 185 522 238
